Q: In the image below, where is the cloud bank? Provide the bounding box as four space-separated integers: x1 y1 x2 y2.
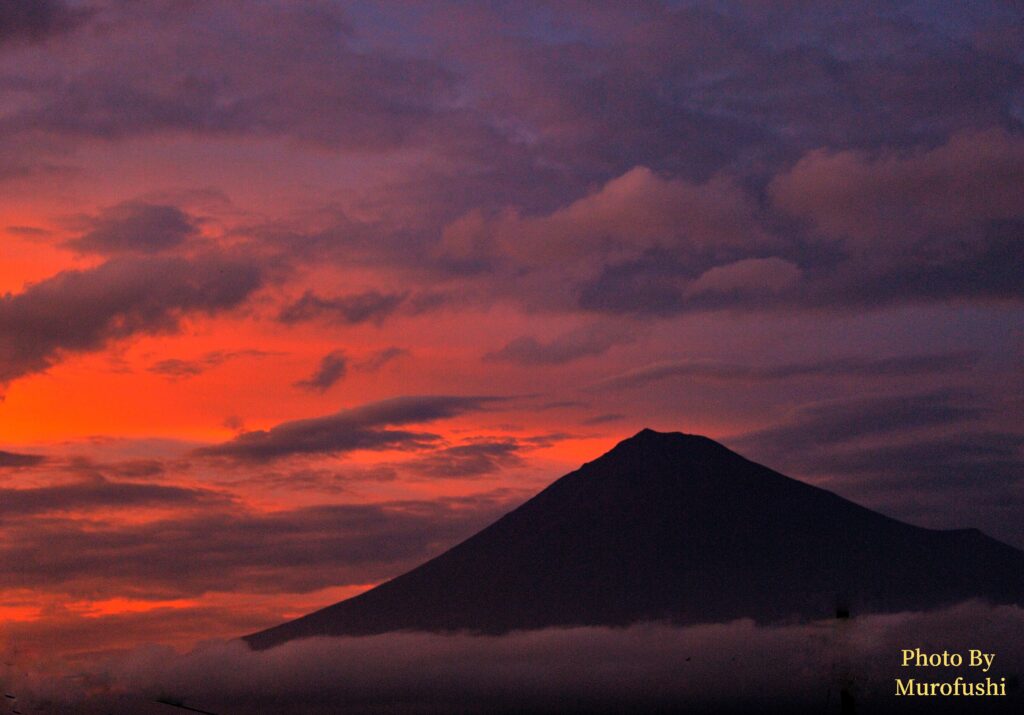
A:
7 602 1023 714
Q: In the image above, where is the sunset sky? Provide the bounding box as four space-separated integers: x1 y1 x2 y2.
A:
1 0 1023 663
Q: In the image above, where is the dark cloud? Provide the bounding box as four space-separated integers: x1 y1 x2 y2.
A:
596 351 978 390
399 123 1024 317
57 455 170 482
388 1 1020 204
8 0 1021 172
803 432 1024 484
0 492 516 598
294 350 348 392
405 438 526 478
278 290 406 326
689 5 1017 151
0 156 74 185
149 350 276 379
573 220 1024 317
226 464 400 494
4 2 1021 316
2 1 460 148
0 253 265 384
779 431 1024 547
0 449 45 468
575 249 700 316
229 435 558 488
0 477 230 518
734 389 983 455
65 202 198 255
195 395 504 461
821 220 1024 308
0 0 89 45
102 458 166 479
729 390 1023 547
15 603 1024 714
484 324 632 366
356 346 409 372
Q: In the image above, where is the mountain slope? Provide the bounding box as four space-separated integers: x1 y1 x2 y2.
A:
245 429 1024 649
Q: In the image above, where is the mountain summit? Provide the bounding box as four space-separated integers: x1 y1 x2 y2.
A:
245 429 1024 649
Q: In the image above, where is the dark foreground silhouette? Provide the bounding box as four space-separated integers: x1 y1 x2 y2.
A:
245 429 1024 650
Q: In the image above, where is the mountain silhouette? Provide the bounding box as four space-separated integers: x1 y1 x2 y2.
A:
245 429 1024 649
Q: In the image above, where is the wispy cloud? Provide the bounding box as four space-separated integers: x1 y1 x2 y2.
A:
279 290 406 326
195 395 505 461
150 350 277 379
596 352 979 390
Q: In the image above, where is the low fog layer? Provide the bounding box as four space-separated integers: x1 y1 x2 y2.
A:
4 601 1022 714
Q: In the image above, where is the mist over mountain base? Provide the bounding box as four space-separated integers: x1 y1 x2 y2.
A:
6 601 1022 714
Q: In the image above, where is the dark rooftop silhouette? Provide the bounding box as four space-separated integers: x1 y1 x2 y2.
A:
245 429 1024 650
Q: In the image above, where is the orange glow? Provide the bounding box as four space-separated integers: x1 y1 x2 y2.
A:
64 597 200 618
0 604 43 622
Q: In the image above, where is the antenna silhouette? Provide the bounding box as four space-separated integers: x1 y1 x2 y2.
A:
155 697 219 715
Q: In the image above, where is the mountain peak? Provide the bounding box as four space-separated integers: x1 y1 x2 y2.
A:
599 429 736 473
618 428 719 448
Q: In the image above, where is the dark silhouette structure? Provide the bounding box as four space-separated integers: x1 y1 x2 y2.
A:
245 429 1024 650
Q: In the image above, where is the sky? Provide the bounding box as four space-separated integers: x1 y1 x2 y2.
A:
0 0 1023 666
